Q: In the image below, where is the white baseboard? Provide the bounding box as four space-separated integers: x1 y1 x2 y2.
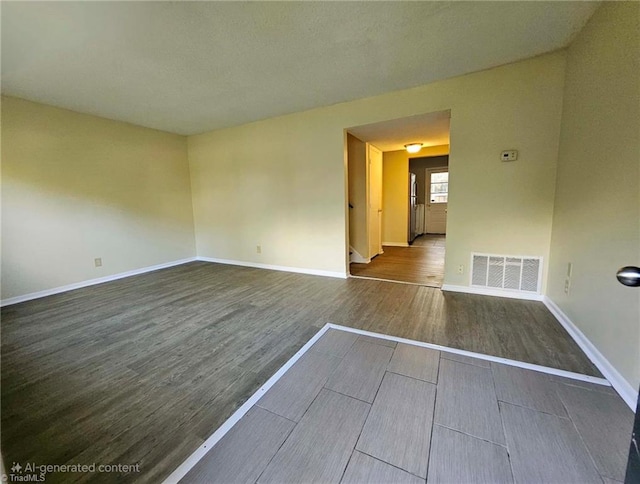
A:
196 256 347 280
1 256 346 306
382 241 409 247
543 296 637 410
0 257 197 307
441 284 543 301
349 246 370 264
349 275 437 287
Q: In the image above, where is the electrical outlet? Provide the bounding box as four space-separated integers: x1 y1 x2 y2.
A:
501 150 518 162
94 258 102 268
256 245 262 254
457 264 464 274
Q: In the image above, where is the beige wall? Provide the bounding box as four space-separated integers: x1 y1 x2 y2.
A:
548 3 640 390
188 112 348 274
1 96 196 300
189 53 565 283
347 134 368 259
381 150 410 245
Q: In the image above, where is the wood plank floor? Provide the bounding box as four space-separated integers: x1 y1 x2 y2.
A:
1 261 601 482
183 329 632 484
350 235 445 286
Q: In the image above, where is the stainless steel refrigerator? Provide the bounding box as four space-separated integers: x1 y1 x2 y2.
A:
409 172 417 243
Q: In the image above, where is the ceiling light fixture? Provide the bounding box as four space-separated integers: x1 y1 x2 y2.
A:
405 143 423 154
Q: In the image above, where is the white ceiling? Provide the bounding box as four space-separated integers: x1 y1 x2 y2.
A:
1 2 599 135
348 110 451 152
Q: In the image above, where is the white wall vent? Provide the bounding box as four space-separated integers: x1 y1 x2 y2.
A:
471 253 542 294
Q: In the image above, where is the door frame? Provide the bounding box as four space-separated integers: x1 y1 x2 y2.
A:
343 110 452 277
368 144 383 258
344 131 384 274
425 166 449 234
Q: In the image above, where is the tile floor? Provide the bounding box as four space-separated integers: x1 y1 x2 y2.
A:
411 234 446 248
180 328 634 484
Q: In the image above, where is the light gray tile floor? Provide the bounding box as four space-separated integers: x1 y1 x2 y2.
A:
556 382 634 481
342 451 423 484
427 425 513 484
386 343 439 383
434 358 505 444
440 351 491 368
356 334 397 348
501 402 602 483
356 372 436 477
181 407 294 483
257 389 370 484
492 362 567 417
324 339 394 403
180 328 634 484
256 349 341 422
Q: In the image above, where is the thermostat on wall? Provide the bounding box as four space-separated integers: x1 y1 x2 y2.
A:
501 150 518 161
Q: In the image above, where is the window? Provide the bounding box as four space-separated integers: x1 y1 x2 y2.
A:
430 172 448 203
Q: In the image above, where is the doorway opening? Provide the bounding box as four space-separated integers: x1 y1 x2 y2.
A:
345 110 450 287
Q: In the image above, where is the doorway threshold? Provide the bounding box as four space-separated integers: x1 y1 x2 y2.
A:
349 274 441 288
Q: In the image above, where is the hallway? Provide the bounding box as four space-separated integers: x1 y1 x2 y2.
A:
350 235 445 287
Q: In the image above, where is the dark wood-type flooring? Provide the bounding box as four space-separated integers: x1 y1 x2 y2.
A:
1 261 600 483
350 235 445 287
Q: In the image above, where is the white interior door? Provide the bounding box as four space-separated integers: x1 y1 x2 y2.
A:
426 167 448 234
368 145 383 257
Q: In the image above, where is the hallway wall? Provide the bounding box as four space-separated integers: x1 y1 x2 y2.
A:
381 150 410 246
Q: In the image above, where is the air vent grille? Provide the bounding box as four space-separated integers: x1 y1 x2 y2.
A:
471 254 542 293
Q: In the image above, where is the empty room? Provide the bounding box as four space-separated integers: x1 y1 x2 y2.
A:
1 2 639 483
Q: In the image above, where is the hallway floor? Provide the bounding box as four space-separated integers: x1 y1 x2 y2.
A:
350 235 445 287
